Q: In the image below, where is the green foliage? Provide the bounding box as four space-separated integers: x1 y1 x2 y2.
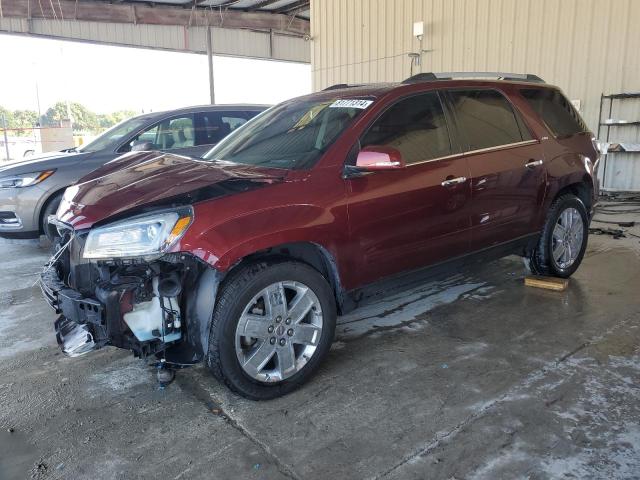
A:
0 106 14 128
13 110 39 131
97 110 138 130
2 103 137 135
0 107 39 136
44 101 98 132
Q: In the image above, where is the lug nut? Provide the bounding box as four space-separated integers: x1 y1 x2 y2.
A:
275 316 282 323
270 337 276 345
268 325 274 333
287 329 294 336
279 338 286 346
285 318 291 325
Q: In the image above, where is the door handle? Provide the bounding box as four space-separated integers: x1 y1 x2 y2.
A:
441 176 467 187
525 159 544 169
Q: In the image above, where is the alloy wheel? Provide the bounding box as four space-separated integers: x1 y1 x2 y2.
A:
234 281 324 383
551 207 584 269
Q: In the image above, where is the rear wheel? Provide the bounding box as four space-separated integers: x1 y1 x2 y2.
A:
529 194 588 278
207 261 336 400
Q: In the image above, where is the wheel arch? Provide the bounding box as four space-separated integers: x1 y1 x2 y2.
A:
552 175 594 214
183 241 350 367
227 241 353 315
37 187 67 234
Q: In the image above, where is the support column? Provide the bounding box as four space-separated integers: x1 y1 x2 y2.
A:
206 26 215 105
1 114 10 161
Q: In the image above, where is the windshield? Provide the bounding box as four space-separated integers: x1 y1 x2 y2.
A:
79 116 149 153
202 98 372 169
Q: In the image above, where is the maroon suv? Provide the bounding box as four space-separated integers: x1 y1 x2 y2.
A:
42 72 599 399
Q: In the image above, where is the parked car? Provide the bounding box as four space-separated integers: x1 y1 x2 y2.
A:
0 135 41 160
41 73 598 400
0 104 267 239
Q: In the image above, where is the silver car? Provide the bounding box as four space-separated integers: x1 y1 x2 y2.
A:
0 104 267 240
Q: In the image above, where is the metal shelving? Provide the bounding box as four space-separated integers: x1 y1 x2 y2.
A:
597 92 640 191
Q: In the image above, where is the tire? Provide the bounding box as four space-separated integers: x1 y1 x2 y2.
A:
41 193 63 243
207 260 337 400
528 193 588 278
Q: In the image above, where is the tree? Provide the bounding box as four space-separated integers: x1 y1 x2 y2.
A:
0 106 14 130
5 102 138 135
97 110 138 129
12 110 39 133
44 101 99 132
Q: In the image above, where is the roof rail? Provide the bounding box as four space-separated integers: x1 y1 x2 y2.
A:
322 83 366 91
403 72 545 84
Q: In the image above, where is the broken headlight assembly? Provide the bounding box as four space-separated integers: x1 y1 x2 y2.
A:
83 207 193 259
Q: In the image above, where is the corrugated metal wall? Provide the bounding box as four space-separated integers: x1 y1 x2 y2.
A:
310 0 640 191
0 17 310 63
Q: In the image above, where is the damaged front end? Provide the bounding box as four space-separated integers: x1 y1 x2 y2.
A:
40 208 219 365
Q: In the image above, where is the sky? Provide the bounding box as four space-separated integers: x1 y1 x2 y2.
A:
0 34 311 115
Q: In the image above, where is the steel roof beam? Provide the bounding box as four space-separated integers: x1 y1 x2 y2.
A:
0 0 310 35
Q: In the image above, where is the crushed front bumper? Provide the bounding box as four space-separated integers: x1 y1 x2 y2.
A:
39 243 207 363
40 268 104 324
40 267 104 357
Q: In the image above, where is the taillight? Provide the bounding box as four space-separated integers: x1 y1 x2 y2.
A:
590 136 601 173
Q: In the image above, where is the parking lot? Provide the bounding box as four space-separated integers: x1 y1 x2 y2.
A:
1 217 639 480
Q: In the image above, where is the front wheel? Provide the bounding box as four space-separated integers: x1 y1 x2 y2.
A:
207 261 337 400
529 193 589 278
41 193 63 243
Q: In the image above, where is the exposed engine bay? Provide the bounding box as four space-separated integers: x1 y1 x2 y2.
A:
40 227 218 365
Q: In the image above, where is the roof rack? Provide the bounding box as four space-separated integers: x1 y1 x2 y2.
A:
402 72 545 84
322 83 364 91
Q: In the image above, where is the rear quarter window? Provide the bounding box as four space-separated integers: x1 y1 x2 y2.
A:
448 89 532 151
520 88 588 138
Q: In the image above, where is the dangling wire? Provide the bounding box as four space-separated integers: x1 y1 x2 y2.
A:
35 231 75 286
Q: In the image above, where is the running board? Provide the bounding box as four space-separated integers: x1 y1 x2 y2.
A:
55 316 97 357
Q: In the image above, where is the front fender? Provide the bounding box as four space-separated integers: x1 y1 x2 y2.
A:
178 202 347 274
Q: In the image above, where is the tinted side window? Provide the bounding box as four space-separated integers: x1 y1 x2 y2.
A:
361 93 452 164
521 88 587 137
121 114 194 152
195 111 254 146
449 90 529 150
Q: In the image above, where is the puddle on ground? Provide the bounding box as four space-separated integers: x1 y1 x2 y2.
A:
590 332 640 363
0 429 38 479
336 272 495 339
0 286 41 307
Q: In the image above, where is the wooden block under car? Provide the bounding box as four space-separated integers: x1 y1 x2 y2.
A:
524 275 569 291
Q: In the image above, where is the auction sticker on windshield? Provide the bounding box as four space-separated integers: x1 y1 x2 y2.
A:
330 99 373 109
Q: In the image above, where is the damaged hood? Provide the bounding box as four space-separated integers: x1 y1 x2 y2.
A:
57 151 286 230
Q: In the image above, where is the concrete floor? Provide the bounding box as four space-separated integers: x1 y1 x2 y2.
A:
1 215 639 480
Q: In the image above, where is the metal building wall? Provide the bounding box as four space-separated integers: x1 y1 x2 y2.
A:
0 17 310 63
310 0 640 191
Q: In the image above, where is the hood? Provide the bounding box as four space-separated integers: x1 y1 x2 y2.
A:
57 151 286 230
0 150 91 175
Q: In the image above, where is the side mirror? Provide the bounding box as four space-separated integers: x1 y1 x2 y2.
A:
131 140 154 152
354 146 405 172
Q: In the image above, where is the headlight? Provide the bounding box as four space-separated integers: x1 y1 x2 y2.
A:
83 208 193 259
0 170 55 188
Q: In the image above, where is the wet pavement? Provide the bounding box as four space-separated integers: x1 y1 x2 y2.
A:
0 221 639 479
